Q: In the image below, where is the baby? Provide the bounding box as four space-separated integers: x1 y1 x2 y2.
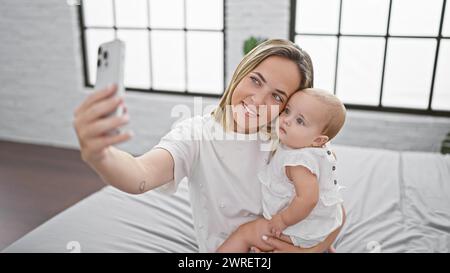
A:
217 88 346 252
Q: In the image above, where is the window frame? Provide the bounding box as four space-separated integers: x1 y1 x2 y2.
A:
78 0 225 98
290 0 450 117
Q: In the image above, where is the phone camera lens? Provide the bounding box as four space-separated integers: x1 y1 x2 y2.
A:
103 51 108 59
98 47 102 55
97 59 101 67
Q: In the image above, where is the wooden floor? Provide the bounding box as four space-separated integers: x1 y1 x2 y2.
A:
0 140 105 251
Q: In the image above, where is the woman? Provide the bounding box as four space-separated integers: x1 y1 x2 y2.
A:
73 39 344 252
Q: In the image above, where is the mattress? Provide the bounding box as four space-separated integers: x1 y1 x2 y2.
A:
2 181 198 253
3 145 450 253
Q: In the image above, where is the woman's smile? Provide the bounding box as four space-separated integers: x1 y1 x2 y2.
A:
242 102 259 118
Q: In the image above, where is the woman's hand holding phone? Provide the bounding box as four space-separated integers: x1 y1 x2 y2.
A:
73 84 133 165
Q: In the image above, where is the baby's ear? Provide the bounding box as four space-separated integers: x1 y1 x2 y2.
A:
313 135 329 147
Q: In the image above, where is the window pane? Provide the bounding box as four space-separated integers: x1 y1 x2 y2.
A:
336 37 385 106
82 0 114 27
443 2 450 37
340 0 389 35
432 40 450 110
117 30 151 89
114 0 148 28
389 0 443 36
187 32 223 94
149 0 184 29
295 0 340 34
85 29 115 85
382 38 436 109
151 31 185 91
295 35 337 91
186 0 223 30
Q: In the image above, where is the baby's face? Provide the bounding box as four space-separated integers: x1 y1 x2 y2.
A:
278 91 328 149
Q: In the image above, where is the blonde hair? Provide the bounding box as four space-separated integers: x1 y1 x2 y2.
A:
301 88 346 140
212 39 314 132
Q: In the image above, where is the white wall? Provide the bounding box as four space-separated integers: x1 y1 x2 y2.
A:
0 0 449 155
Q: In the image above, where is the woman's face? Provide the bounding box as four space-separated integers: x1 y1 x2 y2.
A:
231 56 301 134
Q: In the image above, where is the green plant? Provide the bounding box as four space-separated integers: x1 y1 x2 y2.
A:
243 36 268 55
441 132 450 154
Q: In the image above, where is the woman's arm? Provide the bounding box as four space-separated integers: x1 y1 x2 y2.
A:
234 207 346 253
252 206 346 253
90 146 175 194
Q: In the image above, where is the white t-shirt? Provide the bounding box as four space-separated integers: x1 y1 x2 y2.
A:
153 114 271 252
258 143 344 247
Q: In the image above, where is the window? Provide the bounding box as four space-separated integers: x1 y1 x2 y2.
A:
79 0 225 96
291 0 450 116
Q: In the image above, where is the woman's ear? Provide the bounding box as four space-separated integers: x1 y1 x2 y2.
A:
312 135 329 147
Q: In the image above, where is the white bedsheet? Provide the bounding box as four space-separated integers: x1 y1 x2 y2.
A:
3 145 450 252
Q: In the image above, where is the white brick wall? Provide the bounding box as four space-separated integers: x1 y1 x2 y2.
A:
226 0 291 83
0 0 449 154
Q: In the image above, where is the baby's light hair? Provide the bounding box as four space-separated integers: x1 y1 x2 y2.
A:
300 88 346 141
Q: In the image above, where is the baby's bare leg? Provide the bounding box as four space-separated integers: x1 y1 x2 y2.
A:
278 234 294 244
216 228 251 252
217 218 275 253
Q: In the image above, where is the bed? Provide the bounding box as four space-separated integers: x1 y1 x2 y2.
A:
3 145 450 253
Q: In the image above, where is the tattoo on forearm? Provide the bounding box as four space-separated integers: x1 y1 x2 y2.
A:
139 180 146 193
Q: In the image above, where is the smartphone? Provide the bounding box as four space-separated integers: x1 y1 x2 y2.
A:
94 39 126 134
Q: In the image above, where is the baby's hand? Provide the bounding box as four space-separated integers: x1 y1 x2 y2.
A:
268 214 288 238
